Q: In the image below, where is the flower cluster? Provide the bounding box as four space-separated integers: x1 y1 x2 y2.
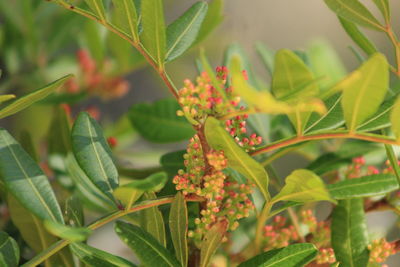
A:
368 238 396 265
173 135 254 243
263 216 299 248
63 49 129 100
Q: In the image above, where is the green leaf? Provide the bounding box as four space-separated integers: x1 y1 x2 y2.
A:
324 0 385 31
256 43 275 76
391 96 400 141
84 0 107 22
48 106 72 156
141 0 166 66
0 128 64 223
160 150 185 177
169 192 188 267
70 242 137 267
341 53 389 131
193 0 223 46
238 243 317 267
331 198 369 267
112 0 139 41
357 95 396 132
113 186 143 210
115 221 181 267
0 232 19 267
200 221 227 267
65 195 84 227
328 174 398 199
44 220 92 242
72 112 119 201
66 154 116 211
7 195 73 266
205 117 270 200
305 93 344 133
84 20 105 65
0 94 15 104
307 40 346 90
139 192 166 247
272 169 335 204
338 17 378 56
373 0 391 22
128 99 195 143
0 75 72 119
166 2 208 62
272 49 320 134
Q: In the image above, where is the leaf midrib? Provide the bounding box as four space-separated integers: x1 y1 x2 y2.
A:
336 0 383 30
266 247 315 267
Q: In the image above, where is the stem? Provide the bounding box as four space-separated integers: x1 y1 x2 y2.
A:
254 201 273 253
382 129 400 186
22 195 203 267
251 131 399 156
52 0 179 99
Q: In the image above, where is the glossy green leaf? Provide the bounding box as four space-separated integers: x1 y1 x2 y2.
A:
84 0 106 22
65 195 84 227
205 117 270 200
71 242 137 267
272 169 335 204
0 128 64 223
139 192 166 247
272 49 320 134
324 0 384 31
0 232 19 267
72 112 119 201
160 150 185 177
44 220 92 242
328 174 398 199
169 192 188 267
7 195 72 266
305 93 344 133
66 154 116 211
200 221 227 267
391 96 400 141
307 40 346 90
238 243 317 267
331 198 369 267
372 0 390 22
112 0 139 41
141 0 166 66
338 17 378 56
357 95 396 132
193 0 223 45
341 53 389 131
0 75 72 119
129 99 195 143
166 2 208 62
48 106 72 156
115 221 180 267
256 43 275 76
113 186 143 210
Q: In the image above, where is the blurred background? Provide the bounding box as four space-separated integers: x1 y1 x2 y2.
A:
1 0 400 265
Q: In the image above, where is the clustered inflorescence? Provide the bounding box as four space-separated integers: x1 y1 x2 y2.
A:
173 67 262 243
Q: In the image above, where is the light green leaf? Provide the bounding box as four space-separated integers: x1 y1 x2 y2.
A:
112 0 139 42
328 174 398 199
0 75 72 119
166 2 208 62
0 232 19 267
324 0 385 31
341 53 389 131
358 95 396 132
84 0 106 22
169 192 188 267
193 0 223 46
338 17 378 56
113 186 143 210
331 198 369 267
141 0 166 66
272 49 320 134
44 220 92 242
48 106 72 156
200 221 227 267
139 192 166 247
256 43 275 76
391 96 400 141
0 129 64 223
205 117 270 200
115 221 181 267
238 243 317 267
71 242 137 267
272 169 335 204
372 0 390 22
0 94 15 105
128 99 195 143
72 112 119 201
